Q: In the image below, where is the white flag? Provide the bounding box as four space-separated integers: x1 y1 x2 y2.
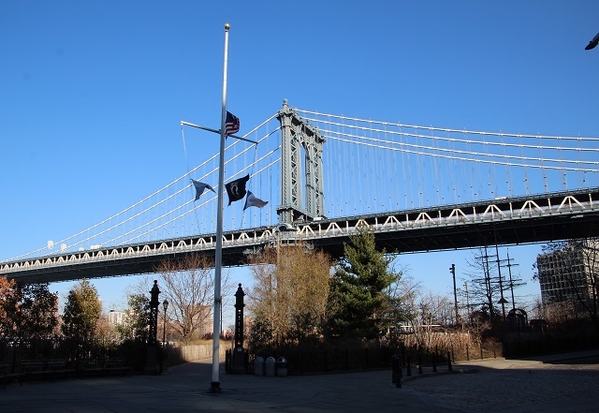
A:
191 179 215 201
243 191 268 210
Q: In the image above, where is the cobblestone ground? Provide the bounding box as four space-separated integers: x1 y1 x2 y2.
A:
403 360 599 413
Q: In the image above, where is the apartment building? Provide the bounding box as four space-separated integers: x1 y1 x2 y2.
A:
536 240 598 304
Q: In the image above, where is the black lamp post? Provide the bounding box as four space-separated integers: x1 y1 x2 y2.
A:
231 284 247 374
160 299 169 374
162 299 169 346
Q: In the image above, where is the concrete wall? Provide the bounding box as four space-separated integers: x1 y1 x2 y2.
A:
171 342 230 363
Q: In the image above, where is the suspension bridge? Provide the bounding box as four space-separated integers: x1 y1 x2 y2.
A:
2 99 599 284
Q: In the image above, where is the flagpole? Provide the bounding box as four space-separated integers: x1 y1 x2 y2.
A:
180 121 257 144
209 22 230 394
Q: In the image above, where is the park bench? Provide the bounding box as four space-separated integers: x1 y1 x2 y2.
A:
103 359 131 376
76 359 104 377
76 358 131 377
19 359 75 382
0 362 21 387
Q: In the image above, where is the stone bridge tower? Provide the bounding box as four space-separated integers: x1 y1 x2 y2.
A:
276 99 325 226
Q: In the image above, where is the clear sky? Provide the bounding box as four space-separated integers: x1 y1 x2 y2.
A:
2 1 599 324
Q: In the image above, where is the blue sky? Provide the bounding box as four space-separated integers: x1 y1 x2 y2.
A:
2 1 599 321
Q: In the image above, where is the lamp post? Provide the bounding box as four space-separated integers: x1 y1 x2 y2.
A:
161 299 169 374
449 264 460 325
162 300 169 343
231 284 246 373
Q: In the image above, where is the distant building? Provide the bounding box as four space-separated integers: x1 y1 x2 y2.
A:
108 310 127 326
536 240 599 305
194 305 212 338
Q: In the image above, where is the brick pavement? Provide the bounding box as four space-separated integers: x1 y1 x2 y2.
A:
403 350 599 413
0 350 597 412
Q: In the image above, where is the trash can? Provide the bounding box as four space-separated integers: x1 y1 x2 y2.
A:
276 357 288 377
265 357 276 377
254 357 264 376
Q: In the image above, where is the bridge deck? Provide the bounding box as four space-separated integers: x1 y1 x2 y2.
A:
2 188 598 284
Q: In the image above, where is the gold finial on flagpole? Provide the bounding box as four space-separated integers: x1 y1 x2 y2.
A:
224 23 230 31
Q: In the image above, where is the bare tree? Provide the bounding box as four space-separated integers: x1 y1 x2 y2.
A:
529 296 546 320
542 301 585 327
390 275 421 328
95 314 119 343
575 240 599 332
393 276 454 348
154 254 234 344
247 243 332 347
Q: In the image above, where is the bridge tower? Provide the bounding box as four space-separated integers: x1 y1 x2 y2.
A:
276 99 325 225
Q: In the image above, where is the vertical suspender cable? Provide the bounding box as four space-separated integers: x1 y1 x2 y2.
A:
432 127 440 206
519 135 530 196
181 124 203 234
400 125 407 209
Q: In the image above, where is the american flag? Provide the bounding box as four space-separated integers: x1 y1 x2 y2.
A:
225 111 240 136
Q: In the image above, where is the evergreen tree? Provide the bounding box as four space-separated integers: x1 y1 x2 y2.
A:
327 227 399 340
61 279 102 341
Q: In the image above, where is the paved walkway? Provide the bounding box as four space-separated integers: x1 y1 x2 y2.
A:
1 350 598 412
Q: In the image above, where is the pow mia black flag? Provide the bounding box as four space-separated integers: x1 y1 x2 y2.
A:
225 174 250 206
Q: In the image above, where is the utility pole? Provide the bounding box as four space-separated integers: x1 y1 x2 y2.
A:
450 264 460 325
476 246 496 321
505 251 521 310
495 244 507 321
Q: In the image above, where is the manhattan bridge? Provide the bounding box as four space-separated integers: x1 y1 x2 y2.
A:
2 99 599 284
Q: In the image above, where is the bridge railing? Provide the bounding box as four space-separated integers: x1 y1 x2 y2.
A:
3 188 599 284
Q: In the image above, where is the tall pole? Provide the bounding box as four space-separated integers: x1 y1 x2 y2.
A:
450 264 460 325
482 246 494 321
506 251 516 310
160 299 168 375
210 22 230 393
495 244 506 321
